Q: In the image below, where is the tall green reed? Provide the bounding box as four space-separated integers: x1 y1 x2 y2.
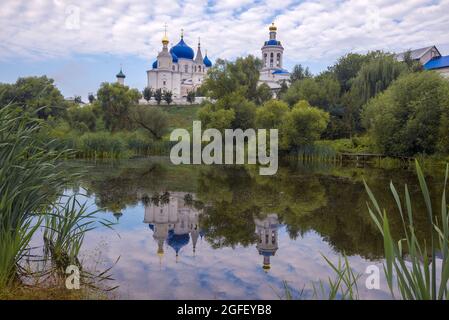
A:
364 160 449 299
0 106 72 288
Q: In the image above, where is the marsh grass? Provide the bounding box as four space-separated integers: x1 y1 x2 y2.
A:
364 160 449 299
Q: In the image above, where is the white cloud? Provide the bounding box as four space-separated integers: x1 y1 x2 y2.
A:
1 0 449 68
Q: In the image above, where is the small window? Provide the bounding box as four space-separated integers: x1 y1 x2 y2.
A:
184 65 188 73
163 81 166 85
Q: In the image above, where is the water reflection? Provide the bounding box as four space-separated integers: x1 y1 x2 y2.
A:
64 158 443 299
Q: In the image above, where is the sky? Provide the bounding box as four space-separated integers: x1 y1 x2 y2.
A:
1 0 449 100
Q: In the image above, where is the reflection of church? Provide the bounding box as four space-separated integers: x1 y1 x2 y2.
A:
143 192 202 260
255 214 279 272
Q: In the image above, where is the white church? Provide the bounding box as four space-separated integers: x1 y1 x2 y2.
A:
115 23 290 100
146 29 212 100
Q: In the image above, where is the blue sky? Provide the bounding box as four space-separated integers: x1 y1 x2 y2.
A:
1 0 449 100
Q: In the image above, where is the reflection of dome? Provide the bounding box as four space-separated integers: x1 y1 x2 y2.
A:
170 38 194 60
148 224 154 231
167 230 190 255
113 211 123 222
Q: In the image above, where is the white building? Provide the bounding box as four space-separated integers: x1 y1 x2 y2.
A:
255 213 279 272
143 192 201 260
396 46 449 78
259 23 290 93
147 30 212 100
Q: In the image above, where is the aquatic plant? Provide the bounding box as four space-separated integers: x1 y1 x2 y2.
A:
0 106 72 288
364 160 449 299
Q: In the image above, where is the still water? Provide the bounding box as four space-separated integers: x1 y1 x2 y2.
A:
63 157 444 299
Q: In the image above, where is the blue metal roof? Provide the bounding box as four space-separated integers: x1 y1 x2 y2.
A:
170 38 195 60
264 39 281 46
272 68 289 75
203 54 212 67
424 56 449 70
152 60 157 69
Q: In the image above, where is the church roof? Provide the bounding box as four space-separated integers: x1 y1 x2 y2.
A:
203 54 212 67
272 68 289 74
116 69 126 78
396 46 441 61
264 39 282 46
167 230 190 254
170 38 195 60
152 60 157 69
425 55 449 70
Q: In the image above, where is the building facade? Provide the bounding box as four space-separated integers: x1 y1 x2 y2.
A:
396 46 449 78
259 23 290 93
147 30 212 100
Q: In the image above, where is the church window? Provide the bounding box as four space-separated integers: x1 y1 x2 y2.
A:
172 65 175 71
185 65 188 73
163 80 166 86
195 66 197 72
277 53 281 66
265 234 269 244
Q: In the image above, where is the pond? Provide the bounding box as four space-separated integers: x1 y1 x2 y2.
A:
60 157 445 299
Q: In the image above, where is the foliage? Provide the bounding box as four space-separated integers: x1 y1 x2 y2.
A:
256 99 289 128
364 161 449 299
255 83 273 105
130 105 168 140
280 100 330 151
290 64 312 83
153 88 163 105
186 90 196 104
143 87 153 103
96 82 141 132
362 71 449 156
67 104 98 132
0 106 73 288
198 103 235 131
163 90 173 105
201 55 262 102
0 76 69 119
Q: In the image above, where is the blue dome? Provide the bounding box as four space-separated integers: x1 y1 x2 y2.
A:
272 68 289 75
203 55 212 67
171 52 178 63
170 38 194 60
264 40 281 46
152 60 157 69
167 230 190 254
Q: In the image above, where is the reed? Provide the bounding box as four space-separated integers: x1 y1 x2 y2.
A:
364 160 449 299
0 106 73 288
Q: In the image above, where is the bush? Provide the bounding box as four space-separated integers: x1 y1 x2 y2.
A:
362 71 449 156
79 132 126 158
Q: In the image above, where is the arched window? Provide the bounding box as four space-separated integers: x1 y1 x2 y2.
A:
264 53 267 67
270 52 274 67
277 53 281 67
184 65 188 73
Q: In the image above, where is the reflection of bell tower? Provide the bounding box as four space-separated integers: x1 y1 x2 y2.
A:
255 214 279 272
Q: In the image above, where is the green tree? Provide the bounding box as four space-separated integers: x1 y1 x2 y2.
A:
277 80 289 99
131 105 168 140
255 83 273 105
0 76 69 119
362 71 449 156
330 53 374 92
256 99 289 128
281 100 330 151
186 90 196 104
96 82 141 132
163 90 173 105
143 87 153 103
290 64 312 83
201 55 262 102
88 93 96 104
154 89 163 105
198 104 235 131
67 104 97 132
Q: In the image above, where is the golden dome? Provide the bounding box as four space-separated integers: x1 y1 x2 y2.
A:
162 35 169 45
263 264 271 272
269 22 277 32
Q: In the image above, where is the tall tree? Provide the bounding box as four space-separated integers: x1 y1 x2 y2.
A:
0 76 69 119
143 87 153 103
130 105 168 140
290 64 312 83
154 89 163 105
96 82 141 132
186 90 196 104
163 90 173 105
